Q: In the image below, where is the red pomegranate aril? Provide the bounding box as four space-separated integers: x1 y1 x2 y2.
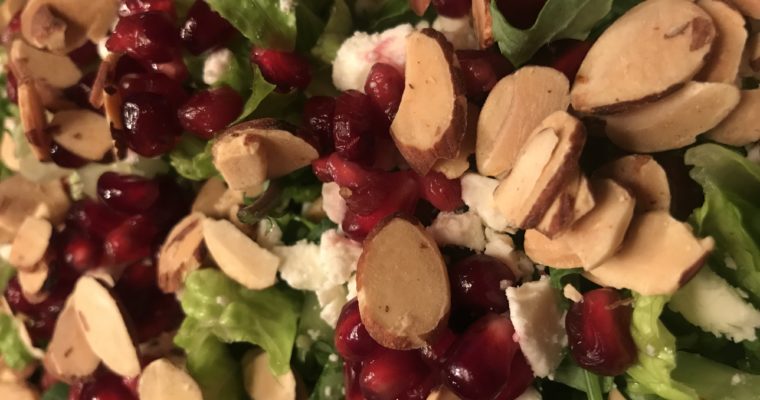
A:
6 68 17 103
344 361 364 400
566 288 637 376
1 12 20 45
119 0 176 18
104 215 159 264
417 171 464 212
303 96 336 154
493 351 534 400
180 0 236 55
456 50 513 97
250 48 311 92
444 313 521 400
67 200 129 239
122 92 181 157
335 299 382 362
364 63 404 124
432 0 471 17
142 177 193 233
68 41 100 69
78 371 138 400
496 0 547 30
177 86 243 139
548 40 593 82
64 72 98 110
134 293 183 341
360 349 433 400
49 141 89 168
148 54 189 82
115 55 149 81
119 72 188 108
420 327 458 364
333 90 375 162
449 255 514 322
97 172 161 213
63 233 103 271
106 11 180 63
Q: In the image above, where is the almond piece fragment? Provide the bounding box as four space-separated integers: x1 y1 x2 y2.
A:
432 104 478 179
242 351 296 400
391 28 467 175
10 40 81 89
9 216 51 271
0 382 38 400
21 0 118 53
357 217 450 350
202 218 279 290
536 173 595 238
50 110 113 161
0 176 69 243
18 264 49 303
44 299 99 383
602 82 740 152
191 177 244 219
729 0 760 18
158 213 205 293
571 0 716 114
212 133 268 192
595 155 671 212
524 229 582 269
584 211 714 295
706 89 760 146
471 0 494 49
16 78 50 162
139 358 203 400
696 0 748 83
72 276 140 378
477 66 570 177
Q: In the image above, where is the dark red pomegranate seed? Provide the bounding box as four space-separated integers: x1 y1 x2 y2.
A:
364 63 404 124
566 288 637 376
68 41 100 69
456 50 513 98
335 299 382 362
420 327 458 364
106 11 180 63
147 54 189 82
119 72 188 108
432 0 472 18
548 40 593 83
119 0 176 18
115 55 149 80
140 178 193 234
180 0 236 55
49 141 89 169
63 233 103 271
303 96 336 154
97 172 161 213
177 86 243 139
333 90 376 162
360 349 433 400
6 274 75 345
78 371 138 400
416 171 464 212
67 200 129 239
104 215 159 264
444 313 522 400
1 12 20 45
6 68 17 103
121 92 181 157
344 362 364 400
4 278 36 315
64 72 98 110
250 48 311 92
496 0 547 29
312 154 389 215
493 351 534 400
449 255 515 324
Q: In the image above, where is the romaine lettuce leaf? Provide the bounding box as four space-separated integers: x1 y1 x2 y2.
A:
312 0 352 64
205 0 297 50
309 357 344 400
235 65 277 123
168 135 217 181
672 352 760 400
554 358 615 394
355 0 426 32
40 383 69 400
0 313 37 371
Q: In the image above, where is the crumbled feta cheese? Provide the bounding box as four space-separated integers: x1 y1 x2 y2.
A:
506 276 567 378
515 387 542 400
273 241 322 290
669 268 760 342
0 244 11 261
322 182 347 225
332 24 413 92
461 173 511 232
432 16 479 50
203 48 234 86
427 211 486 251
317 285 349 327
319 229 362 285
484 228 520 275
279 0 295 13
255 219 283 249
731 373 744 385
563 284 583 303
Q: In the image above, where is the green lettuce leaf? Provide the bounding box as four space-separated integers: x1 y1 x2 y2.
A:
672 352 760 400
294 293 337 383
0 258 14 293
355 0 426 32
554 358 615 394
312 0 353 63
235 65 277 123
168 135 217 181
41 383 69 400
177 269 302 375
626 295 699 400
0 313 37 371
205 0 297 50
490 0 613 66
309 357 344 400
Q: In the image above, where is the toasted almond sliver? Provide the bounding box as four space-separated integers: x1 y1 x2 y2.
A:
594 155 671 213
21 0 119 53
729 0 760 18
44 299 100 383
706 89 760 146
16 79 51 162
50 109 113 161
139 358 203 400
18 264 49 304
10 39 81 89
212 133 268 191
157 213 205 293
9 216 52 270
696 0 748 83
471 0 493 49
524 229 581 269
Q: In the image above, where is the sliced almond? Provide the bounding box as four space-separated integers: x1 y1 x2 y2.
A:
202 218 279 290
139 358 203 400
242 351 296 400
729 0 760 18
494 111 586 229
706 89 760 146
44 299 99 383
50 109 112 161
584 211 714 295
90 52 119 110
595 155 671 212
0 176 69 243
9 216 51 270
191 177 244 219
524 229 582 269
1 133 20 172
17 78 50 162
0 382 38 400
536 172 595 238
602 81 740 152
696 0 748 83
571 0 716 114
158 213 205 293
471 0 493 49
10 40 81 89
432 103 478 179
477 66 570 177
212 133 267 192
391 28 467 175
72 276 140 378
21 0 118 53
25 4 66 51
561 179 636 270
18 263 49 303
357 217 450 350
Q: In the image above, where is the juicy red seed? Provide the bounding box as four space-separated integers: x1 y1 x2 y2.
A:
1 12 20 44
420 327 458 364
118 258 158 292
566 288 637 376
548 40 592 82
115 55 149 81
312 152 377 188
4 278 35 315
49 141 89 168
97 172 161 213
493 351 534 400
63 233 103 271
303 96 336 154
250 48 311 91
456 50 514 97
360 349 433 400
121 92 181 157
6 68 17 103
444 313 521 400
119 0 176 18
335 299 382 362
180 0 236 55
496 0 547 29
5 276 74 345
432 0 472 18
68 41 100 69
79 372 138 400
177 86 243 139
64 72 98 110
67 200 129 239
364 63 404 124
132 292 183 342
344 362 364 400
119 72 188 108
148 54 189 82
104 215 159 264
449 255 515 323
142 177 193 232
106 11 180 63
417 171 464 212
333 90 375 162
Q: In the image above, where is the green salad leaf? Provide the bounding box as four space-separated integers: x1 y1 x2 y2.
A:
177 269 302 375
205 0 297 50
309 357 344 400
41 383 70 400
214 43 254 94
0 258 14 293
312 0 353 63
235 66 278 123
553 358 615 395
355 0 427 32
672 352 760 400
168 135 218 181
490 0 612 66
0 313 37 371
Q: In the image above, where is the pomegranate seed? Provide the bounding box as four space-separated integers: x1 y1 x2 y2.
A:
68 41 100 69
344 362 364 400
141 177 193 233
335 299 382 362
333 90 375 162
432 0 471 18
6 275 75 345
456 50 513 98
104 215 158 264
119 0 175 18
360 349 433 400
417 171 464 212
97 172 161 213
177 86 243 139
420 327 458 364
63 233 103 271
6 68 17 103
250 48 311 91
548 40 593 82
121 92 182 157
115 55 149 80
302 96 336 154
133 292 183 341
566 288 637 376
106 11 180 63
49 141 89 168
148 54 189 82
1 12 20 44
78 371 138 400
493 351 534 400
119 72 188 108
180 0 236 55
67 200 129 239
444 313 522 400
364 63 404 124
64 72 98 110
449 255 515 324
496 0 547 29
313 155 389 215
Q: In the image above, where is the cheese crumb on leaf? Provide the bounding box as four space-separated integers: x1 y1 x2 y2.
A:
427 211 486 251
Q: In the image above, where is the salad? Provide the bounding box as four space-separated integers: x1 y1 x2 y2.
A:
0 0 759 398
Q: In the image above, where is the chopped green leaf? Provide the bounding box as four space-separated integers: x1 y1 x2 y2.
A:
205 0 297 50
554 358 615 394
168 135 217 181
41 383 70 400
0 313 37 371
235 65 277 123
672 352 760 400
309 357 344 400
0 258 14 293
312 0 353 63
355 0 427 32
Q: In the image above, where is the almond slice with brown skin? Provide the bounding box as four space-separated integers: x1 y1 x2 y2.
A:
706 89 760 146
696 0 748 83
18 263 49 304
594 155 671 213
432 103 478 179
9 216 51 271
242 351 297 400
471 0 494 49
25 5 66 51
212 133 268 192
602 81 740 152
44 299 100 383
50 110 113 161
729 0 760 18
16 77 51 162
524 229 581 269
157 213 205 293
536 172 595 238
584 211 714 295
21 0 118 53
391 28 467 175
139 358 203 400
10 40 81 89
477 66 569 177
571 0 716 114
0 176 69 243
72 276 141 378
358 217 450 350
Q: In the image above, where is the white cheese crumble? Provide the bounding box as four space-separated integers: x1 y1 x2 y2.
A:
316 285 348 327
432 16 479 50
202 48 234 86
461 173 512 232
279 0 296 13
321 182 347 225
562 284 583 303
506 276 567 378
427 210 486 251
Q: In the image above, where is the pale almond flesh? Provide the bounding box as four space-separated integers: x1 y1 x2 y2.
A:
212 133 268 191
10 39 81 88
471 0 494 49
391 29 467 175
21 0 118 53
158 213 205 293
477 66 570 177
0 176 70 243
16 78 50 161
18 264 49 302
432 104 478 179
9 216 51 270
584 211 714 295
706 89 760 146
1 133 19 172
594 155 671 212
729 0 760 18
524 229 582 269
571 0 716 114
50 110 113 161
191 177 244 219
536 172 595 238
357 217 450 350
602 81 740 152
139 358 203 400
696 0 748 83
242 351 296 400
44 299 100 382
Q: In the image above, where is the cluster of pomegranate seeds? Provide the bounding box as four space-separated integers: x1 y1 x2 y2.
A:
496 0 548 29
332 90 377 163
177 86 244 139
97 172 161 213
106 11 180 63
119 72 188 108
250 48 312 92
565 288 638 376
121 93 182 156
432 0 472 18
448 255 515 327
456 49 514 99
181 0 237 54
